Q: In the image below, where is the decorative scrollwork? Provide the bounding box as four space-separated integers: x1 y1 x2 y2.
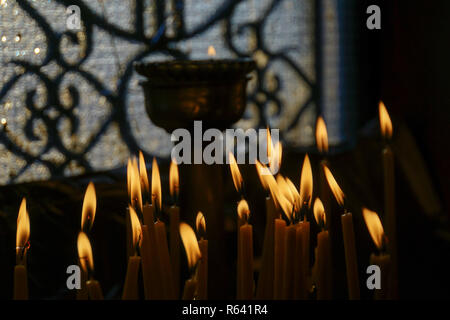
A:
0 0 317 184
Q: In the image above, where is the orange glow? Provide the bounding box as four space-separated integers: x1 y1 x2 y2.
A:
151 157 162 212
16 198 30 251
169 159 179 200
237 199 251 222
77 231 94 273
139 151 150 201
81 182 96 231
208 45 216 57
313 198 326 226
299 154 313 208
285 177 300 212
127 158 132 198
179 222 202 270
270 142 282 175
362 208 385 250
229 152 243 194
271 176 293 221
128 205 142 249
323 165 345 206
266 127 272 161
130 156 143 213
276 175 294 205
196 211 206 235
255 160 272 191
379 101 393 139
316 116 329 153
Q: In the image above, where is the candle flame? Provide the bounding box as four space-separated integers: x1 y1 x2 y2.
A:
255 160 272 191
196 211 206 235
129 156 143 213
267 128 282 174
128 205 142 249
271 176 293 221
237 199 251 222
151 157 162 213
379 101 393 139
179 222 202 270
207 45 216 57
169 159 179 200
229 152 243 194
81 182 96 232
362 208 385 250
127 158 132 198
77 231 94 274
323 164 345 206
313 198 326 226
316 116 329 153
139 151 150 201
285 177 300 212
16 198 30 250
299 154 313 208
276 175 295 205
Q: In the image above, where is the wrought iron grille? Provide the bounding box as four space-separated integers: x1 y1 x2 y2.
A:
0 0 336 185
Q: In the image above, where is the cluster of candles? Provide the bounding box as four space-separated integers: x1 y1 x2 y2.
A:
12 101 396 300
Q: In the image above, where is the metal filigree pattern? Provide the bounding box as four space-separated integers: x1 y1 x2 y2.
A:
0 0 320 184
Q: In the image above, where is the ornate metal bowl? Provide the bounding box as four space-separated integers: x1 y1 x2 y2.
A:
134 59 256 132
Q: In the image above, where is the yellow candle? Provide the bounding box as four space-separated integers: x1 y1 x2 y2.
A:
197 239 208 300
155 220 175 299
294 221 310 299
122 206 142 300
169 205 180 298
239 223 253 300
281 224 296 299
87 280 104 300
13 265 28 300
370 253 391 300
14 198 29 300
256 196 276 299
316 230 332 299
182 278 198 300
140 225 160 299
143 204 154 229
76 267 89 300
341 212 360 299
273 218 286 299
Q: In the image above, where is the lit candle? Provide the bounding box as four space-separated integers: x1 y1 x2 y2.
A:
169 159 181 298
140 225 160 299
195 212 208 300
237 200 254 300
179 222 202 300
14 198 29 300
78 182 97 300
254 159 278 299
228 152 244 299
77 232 103 300
316 116 332 230
127 157 144 258
313 198 332 299
323 164 360 299
152 157 175 299
273 217 286 300
363 207 391 300
379 101 398 298
122 206 142 300
138 151 154 227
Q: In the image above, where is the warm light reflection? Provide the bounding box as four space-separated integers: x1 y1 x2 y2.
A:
208 45 216 57
77 231 94 273
362 208 385 250
255 160 272 191
229 152 243 194
196 211 206 235
139 151 150 201
379 101 393 139
271 176 293 221
81 182 96 231
129 205 142 250
151 157 162 212
237 199 250 222
313 198 326 226
16 198 30 252
323 165 345 206
270 141 282 175
316 116 329 153
299 154 313 208
285 177 300 212
169 159 179 201
179 222 202 270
